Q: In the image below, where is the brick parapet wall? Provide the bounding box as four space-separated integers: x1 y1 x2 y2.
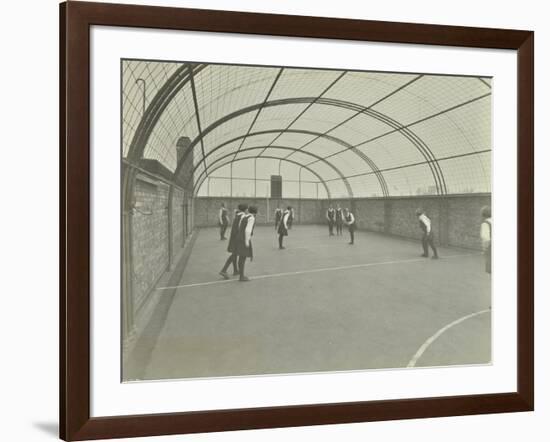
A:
194 194 490 249
131 178 170 312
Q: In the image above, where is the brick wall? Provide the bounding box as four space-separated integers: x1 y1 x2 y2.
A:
171 187 185 258
386 197 444 241
447 195 491 249
193 197 325 226
355 199 386 232
131 177 170 311
194 194 490 250
377 195 490 249
129 174 197 314
123 169 196 353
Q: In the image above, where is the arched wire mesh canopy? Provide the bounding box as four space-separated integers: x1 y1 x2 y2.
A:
123 60 492 198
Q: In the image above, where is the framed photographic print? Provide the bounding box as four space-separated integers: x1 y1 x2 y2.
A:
60 1 534 440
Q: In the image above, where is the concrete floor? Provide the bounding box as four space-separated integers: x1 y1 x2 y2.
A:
125 224 491 381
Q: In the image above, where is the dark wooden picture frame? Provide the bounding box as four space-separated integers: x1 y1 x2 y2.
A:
60 1 534 440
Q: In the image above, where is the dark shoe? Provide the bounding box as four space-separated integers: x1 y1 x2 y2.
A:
232 271 240 276
349 242 354 245
420 254 428 257
431 255 439 260
219 271 229 280
239 276 250 282
279 246 286 249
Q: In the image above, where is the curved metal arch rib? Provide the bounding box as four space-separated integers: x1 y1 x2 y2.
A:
191 146 355 198
125 65 446 197
310 97 447 195
172 101 389 197
185 131 364 197
194 156 332 199
126 63 207 163
122 63 207 211
180 128 388 197
172 97 444 196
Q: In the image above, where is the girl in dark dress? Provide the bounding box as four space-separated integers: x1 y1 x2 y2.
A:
274 207 282 230
344 208 356 245
288 207 295 229
326 206 335 236
219 204 247 279
335 205 343 236
277 207 291 249
235 206 257 281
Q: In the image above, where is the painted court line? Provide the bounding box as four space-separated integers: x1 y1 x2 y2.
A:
156 253 477 291
282 243 357 251
407 308 491 368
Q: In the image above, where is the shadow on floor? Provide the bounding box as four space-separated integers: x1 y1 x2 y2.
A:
33 421 58 438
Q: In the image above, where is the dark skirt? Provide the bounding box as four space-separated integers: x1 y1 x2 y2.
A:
226 216 243 253
278 223 288 236
227 237 237 254
236 240 253 259
227 228 239 253
348 223 356 232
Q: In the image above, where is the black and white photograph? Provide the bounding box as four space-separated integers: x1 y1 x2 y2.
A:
121 60 493 381
2 0 546 440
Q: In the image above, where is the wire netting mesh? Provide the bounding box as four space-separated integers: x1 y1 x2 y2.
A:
122 60 492 198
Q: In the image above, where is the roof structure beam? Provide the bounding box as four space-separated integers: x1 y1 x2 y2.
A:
354 93 491 151
207 175 319 184
230 67 284 162
187 64 208 177
302 93 492 194
323 148 492 182
478 77 492 88
126 61 491 200
294 98 445 195
172 93 491 197
257 70 347 156
188 145 355 197
126 63 207 164
193 155 332 199
282 74 423 160
184 127 384 195
174 112 388 196
123 63 207 211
